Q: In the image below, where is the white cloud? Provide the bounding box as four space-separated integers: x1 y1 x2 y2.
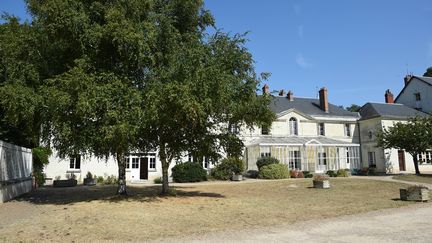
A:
296 53 312 68
298 25 304 38
293 4 301 15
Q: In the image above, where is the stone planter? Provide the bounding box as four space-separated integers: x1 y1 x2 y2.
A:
231 174 243 181
53 179 77 187
83 178 97 186
400 188 429 202
313 180 330 189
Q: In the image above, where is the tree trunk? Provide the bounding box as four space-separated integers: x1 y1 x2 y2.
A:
116 153 127 195
159 144 170 195
413 154 421 175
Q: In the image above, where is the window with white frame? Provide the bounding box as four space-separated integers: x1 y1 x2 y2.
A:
260 146 271 157
318 152 327 165
418 151 432 165
204 157 210 169
289 117 298 135
317 123 325 136
229 123 239 134
69 155 81 169
345 124 351 137
368 152 376 166
149 157 156 169
289 150 301 170
125 157 130 169
368 131 373 139
131 157 139 169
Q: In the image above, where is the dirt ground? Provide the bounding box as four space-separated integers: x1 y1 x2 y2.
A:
0 178 425 242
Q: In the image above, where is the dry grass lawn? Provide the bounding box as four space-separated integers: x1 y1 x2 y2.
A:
0 178 424 242
393 174 432 185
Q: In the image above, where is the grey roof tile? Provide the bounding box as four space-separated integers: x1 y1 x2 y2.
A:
359 103 429 120
249 136 358 146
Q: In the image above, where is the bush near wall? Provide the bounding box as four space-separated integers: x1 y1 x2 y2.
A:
210 157 245 180
172 162 208 183
256 157 279 170
326 169 351 178
32 147 52 186
290 170 305 178
258 164 290 179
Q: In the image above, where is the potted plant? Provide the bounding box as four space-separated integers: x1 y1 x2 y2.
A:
400 185 429 202
313 174 330 189
53 173 78 187
83 172 97 186
230 158 245 181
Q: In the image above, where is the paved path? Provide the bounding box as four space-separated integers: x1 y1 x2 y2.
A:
158 204 432 243
355 175 432 188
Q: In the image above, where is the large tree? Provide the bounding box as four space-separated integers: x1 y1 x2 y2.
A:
377 117 432 175
136 1 275 194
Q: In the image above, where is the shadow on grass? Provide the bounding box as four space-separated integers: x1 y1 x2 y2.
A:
14 184 225 205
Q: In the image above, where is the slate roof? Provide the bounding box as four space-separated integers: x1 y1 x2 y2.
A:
248 136 358 146
268 96 359 118
395 76 432 102
359 102 429 120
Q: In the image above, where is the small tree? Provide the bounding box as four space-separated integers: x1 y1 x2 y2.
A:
377 117 431 175
424 67 432 77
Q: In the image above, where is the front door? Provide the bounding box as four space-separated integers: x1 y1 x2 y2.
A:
140 157 148 180
398 150 406 171
316 152 327 172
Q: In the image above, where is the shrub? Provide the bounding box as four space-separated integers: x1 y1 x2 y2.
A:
211 157 245 180
258 164 290 179
245 170 259 179
86 171 93 179
326 170 337 177
303 171 313 178
32 147 52 186
154 177 162 184
336 169 350 177
313 174 329 181
97 176 104 183
172 162 208 183
290 170 304 178
256 157 279 170
105 175 118 184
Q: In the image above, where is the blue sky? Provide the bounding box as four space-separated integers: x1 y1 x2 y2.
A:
1 0 432 107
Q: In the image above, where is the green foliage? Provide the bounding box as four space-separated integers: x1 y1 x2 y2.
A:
32 147 52 186
97 176 104 184
210 157 245 180
424 67 432 77
377 117 432 174
336 169 350 177
154 177 162 184
104 175 118 185
256 157 279 170
172 162 208 183
345 104 361 112
326 170 337 177
86 171 93 179
245 170 259 178
258 164 290 179
303 171 313 178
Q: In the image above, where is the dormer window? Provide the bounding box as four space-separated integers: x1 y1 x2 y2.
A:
289 117 298 135
318 123 325 136
368 131 373 139
261 125 269 135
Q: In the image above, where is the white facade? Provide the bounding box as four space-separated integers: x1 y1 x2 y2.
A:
395 76 432 114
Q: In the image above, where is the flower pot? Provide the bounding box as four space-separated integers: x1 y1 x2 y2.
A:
53 179 78 187
313 180 330 189
400 188 429 202
83 178 97 186
231 174 243 181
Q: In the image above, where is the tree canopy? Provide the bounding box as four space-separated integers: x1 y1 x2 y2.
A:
377 117 432 175
345 104 361 112
0 0 275 194
424 67 432 77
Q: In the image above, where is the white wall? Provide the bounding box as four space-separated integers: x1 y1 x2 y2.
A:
396 78 432 114
0 140 33 203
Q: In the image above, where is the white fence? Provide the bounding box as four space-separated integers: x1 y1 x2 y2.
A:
0 140 33 203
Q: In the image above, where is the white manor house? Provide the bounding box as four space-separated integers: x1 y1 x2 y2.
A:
44 75 432 182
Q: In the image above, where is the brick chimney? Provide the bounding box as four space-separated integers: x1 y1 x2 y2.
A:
287 90 294 101
385 89 394 104
319 87 329 113
278 89 285 96
404 75 412 86
262 84 269 95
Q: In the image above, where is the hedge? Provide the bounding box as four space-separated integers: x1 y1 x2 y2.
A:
172 162 208 183
256 157 279 170
258 164 290 179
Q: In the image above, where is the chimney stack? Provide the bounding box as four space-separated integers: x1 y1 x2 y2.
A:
319 87 329 113
404 75 412 86
385 89 394 104
278 89 285 96
262 84 269 95
287 90 294 101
